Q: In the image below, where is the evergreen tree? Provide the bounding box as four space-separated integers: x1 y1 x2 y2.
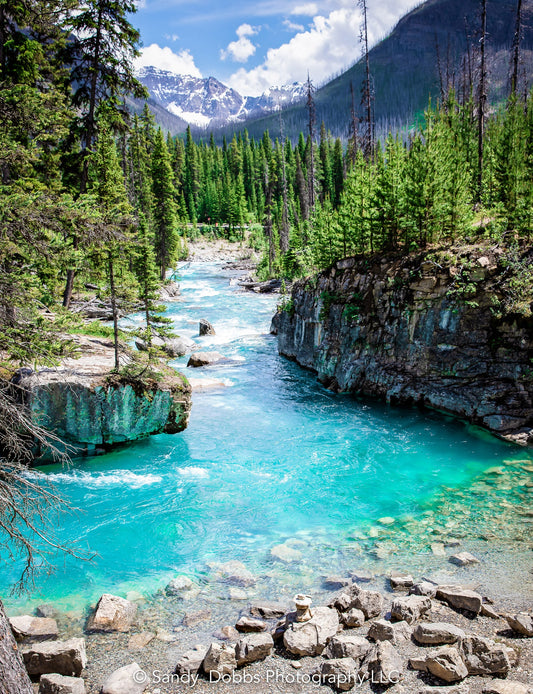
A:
151 128 179 279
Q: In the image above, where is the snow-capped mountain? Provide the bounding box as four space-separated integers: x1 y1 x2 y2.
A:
136 66 306 129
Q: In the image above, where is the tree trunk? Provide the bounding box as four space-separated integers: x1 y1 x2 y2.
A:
80 3 103 195
511 0 523 96
477 0 487 201
0 599 33 694
108 252 120 372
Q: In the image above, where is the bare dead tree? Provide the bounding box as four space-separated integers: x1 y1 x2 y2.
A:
510 0 523 96
358 0 374 161
477 0 488 202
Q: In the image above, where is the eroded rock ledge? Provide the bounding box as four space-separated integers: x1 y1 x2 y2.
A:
272 246 533 445
16 335 192 459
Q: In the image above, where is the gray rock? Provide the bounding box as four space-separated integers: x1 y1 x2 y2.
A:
368 619 412 644
449 552 480 567
413 622 465 645
390 595 431 624
351 589 384 619
323 632 371 661
360 641 403 688
424 646 468 683
218 560 256 587
35 605 61 620
162 337 196 357
270 543 302 563
324 575 352 590
331 583 361 612
127 632 155 650
250 601 287 619
341 608 366 628
38 674 86 694
348 570 373 583
187 351 225 367
9 615 58 642
235 616 267 633
283 606 340 656
506 612 533 637
482 682 531 694
418 687 470 694
101 663 148 694
409 581 437 598
320 658 359 691
390 571 414 590
480 603 500 619
175 645 209 676
436 586 482 614
199 319 216 336
461 634 511 676
215 626 240 641
23 638 87 677
182 609 211 627
86 594 136 633
203 643 237 676
235 632 274 666
165 575 196 596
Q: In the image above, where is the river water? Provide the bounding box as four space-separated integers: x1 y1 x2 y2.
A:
3 262 532 614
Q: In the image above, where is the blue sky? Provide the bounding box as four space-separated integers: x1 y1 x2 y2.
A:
133 0 419 96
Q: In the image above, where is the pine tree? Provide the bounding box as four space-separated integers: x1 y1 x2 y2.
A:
151 128 179 280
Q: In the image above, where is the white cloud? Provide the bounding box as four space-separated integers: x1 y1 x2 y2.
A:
283 19 305 32
227 1 417 96
221 23 259 63
164 33 180 42
291 3 318 15
135 43 202 77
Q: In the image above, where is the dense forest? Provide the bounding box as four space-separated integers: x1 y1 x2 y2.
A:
1 0 533 385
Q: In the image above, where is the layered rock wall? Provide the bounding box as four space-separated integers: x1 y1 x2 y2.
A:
273 247 533 445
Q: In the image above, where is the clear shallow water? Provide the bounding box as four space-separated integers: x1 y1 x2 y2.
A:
3 262 532 611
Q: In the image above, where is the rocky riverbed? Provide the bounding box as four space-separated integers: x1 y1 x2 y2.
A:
10 557 533 694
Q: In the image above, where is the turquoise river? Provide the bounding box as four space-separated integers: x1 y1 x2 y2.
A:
3 262 533 615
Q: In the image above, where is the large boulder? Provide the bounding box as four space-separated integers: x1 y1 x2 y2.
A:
368 619 412 644
199 319 216 336
351 590 384 620
162 337 197 357
175 645 209 676
424 646 468 683
283 606 340 657
38 674 86 694
100 663 148 694
235 633 274 666
360 641 403 688
506 612 533 637
413 622 465 645
323 632 371 661
165 575 198 597
86 594 137 633
9 615 58 642
461 634 511 676
320 658 359 692
250 601 287 619
23 638 87 677
187 352 225 367
436 586 482 614
203 643 237 676
390 595 431 624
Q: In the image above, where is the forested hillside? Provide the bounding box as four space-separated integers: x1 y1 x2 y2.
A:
214 0 533 143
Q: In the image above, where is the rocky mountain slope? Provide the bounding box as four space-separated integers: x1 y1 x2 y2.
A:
136 66 305 131
272 245 533 446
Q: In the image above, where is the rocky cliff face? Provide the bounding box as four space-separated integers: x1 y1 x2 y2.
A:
16 336 192 459
273 247 533 445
